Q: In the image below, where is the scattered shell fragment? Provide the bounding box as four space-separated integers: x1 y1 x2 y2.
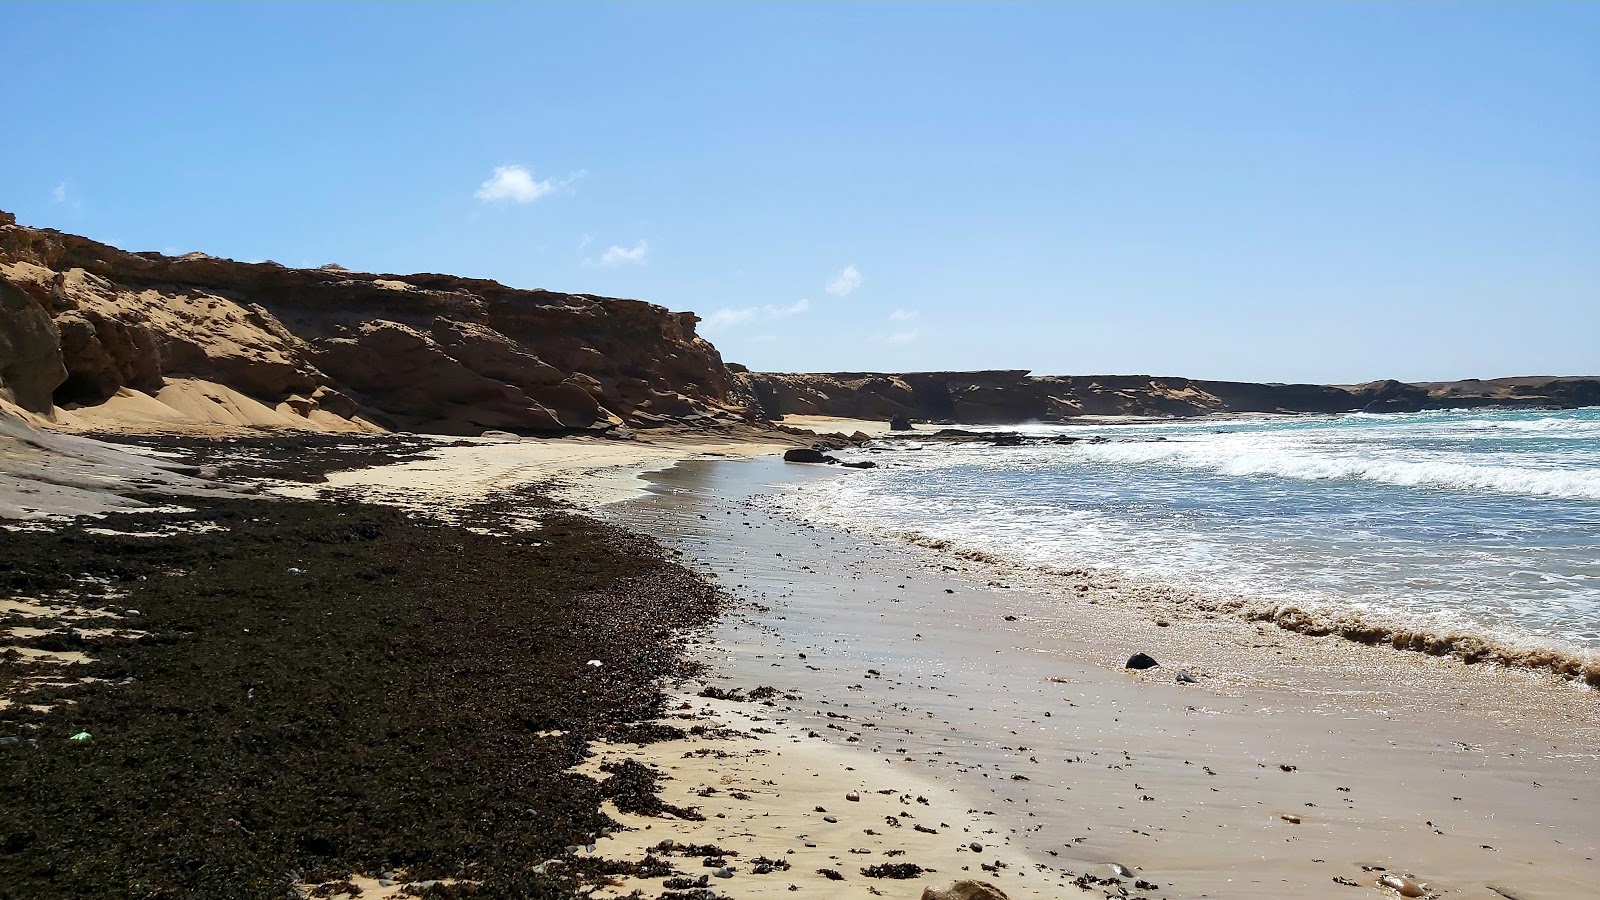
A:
1377 873 1426 897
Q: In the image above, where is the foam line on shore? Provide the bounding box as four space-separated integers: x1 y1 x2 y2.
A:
894 532 1600 689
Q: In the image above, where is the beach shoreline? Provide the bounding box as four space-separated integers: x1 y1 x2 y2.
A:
594 452 1600 899
5 421 1599 898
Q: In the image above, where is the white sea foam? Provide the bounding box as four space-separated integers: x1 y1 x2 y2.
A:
1068 439 1600 500
781 407 1600 661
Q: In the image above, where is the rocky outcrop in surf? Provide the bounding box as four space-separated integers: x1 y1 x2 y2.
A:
737 369 1600 424
0 210 758 434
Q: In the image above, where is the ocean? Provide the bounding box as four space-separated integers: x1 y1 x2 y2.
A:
771 408 1600 658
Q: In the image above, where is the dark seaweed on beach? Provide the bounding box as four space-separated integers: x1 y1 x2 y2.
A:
79 430 457 483
860 862 930 878
0 488 723 898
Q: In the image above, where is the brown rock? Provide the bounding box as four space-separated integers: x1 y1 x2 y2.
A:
920 880 1010 900
0 276 67 412
0 209 762 433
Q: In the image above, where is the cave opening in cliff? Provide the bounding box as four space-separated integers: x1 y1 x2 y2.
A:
52 373 114 408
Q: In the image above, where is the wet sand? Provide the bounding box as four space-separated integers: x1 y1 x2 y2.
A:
599 456 1600 899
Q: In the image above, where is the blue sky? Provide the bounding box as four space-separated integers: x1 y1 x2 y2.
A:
3 2 1596 383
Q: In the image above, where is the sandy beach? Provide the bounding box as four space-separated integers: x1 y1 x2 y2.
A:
4 420 1598 899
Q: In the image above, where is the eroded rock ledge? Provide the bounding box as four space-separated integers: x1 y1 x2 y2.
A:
0 210 758 435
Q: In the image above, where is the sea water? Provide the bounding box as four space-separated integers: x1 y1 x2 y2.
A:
772 408 1600 652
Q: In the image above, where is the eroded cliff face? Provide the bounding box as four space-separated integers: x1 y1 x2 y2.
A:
738 370 1600 423
0 211 757 434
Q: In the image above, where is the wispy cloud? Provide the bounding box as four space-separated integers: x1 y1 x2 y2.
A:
885 328 920 345
704 307 759 328
596 239 649 266
475 164 583 203
767 297 810 317
52 181 69 203
825 264 862 297
888 308 918 322
701 298 811 330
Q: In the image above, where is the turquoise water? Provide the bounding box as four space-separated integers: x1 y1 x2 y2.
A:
774 408 1600 651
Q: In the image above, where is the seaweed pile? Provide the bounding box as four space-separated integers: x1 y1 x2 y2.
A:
0 484 722 897
79 430 460 483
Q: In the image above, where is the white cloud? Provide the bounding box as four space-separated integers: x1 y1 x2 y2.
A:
825 264 862 297
889 308 918 321
475 164 584 204
885 328 920 345
700 297 810 330
579 232 594 249
52 181 68 203
598 239 650 266
703 307 759 328
475 165 552 203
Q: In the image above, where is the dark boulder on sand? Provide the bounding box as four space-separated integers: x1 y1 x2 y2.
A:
1126 652 1160 670
889 413 913 431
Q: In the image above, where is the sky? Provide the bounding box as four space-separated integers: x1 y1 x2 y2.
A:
2 2 1596 383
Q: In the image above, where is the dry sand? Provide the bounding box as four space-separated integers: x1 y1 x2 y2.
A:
578 696 1062 898
50 377 387 434
271 428 794 512
780 415 903 438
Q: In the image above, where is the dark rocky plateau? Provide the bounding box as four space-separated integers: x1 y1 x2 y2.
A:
735 369 1600 424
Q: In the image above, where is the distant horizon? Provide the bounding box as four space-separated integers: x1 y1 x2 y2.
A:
3 2 1595 384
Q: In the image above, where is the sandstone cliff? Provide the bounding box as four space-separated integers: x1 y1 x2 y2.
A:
738 370 1600 423
0 210 756 435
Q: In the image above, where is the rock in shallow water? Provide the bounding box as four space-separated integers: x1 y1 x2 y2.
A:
783 447 837 464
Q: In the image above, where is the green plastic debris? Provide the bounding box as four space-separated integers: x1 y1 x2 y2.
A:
68 732 92 742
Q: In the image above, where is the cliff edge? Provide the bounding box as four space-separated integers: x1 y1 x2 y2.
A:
0 210 757 435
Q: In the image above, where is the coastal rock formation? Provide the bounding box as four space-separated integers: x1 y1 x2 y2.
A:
6 211 1593 436
737 369 1600 424
0 211 757 434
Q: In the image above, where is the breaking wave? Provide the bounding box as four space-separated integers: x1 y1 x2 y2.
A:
771 407 1600 686
1069 440 1600 500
